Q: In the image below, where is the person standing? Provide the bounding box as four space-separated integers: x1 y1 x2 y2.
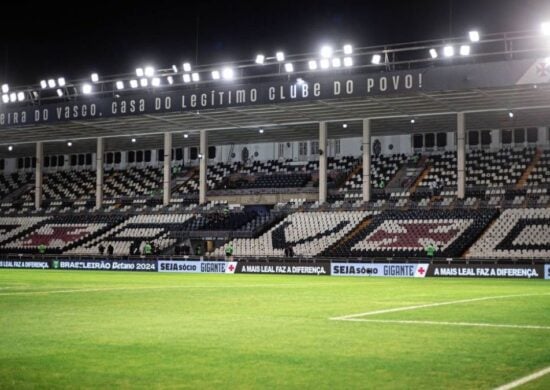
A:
144 242 152 256
225 242 234 261
107 244 114 256
425 243 436 258
98 244 105 255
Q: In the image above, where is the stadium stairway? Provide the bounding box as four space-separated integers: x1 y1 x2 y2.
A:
461 210 501 258
409 164 431 194
2 183 34 203
516 148 541 189
321 215 373 256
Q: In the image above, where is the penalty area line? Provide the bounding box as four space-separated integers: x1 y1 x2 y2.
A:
332 318 550 331
494 365 550 390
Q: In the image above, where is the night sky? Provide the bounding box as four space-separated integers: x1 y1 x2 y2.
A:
2 0 549 86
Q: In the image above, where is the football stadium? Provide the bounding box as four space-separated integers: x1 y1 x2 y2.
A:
1 1 550 388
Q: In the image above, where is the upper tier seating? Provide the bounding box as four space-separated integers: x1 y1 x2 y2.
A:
526 150 550 187
325 209 497 258
467 208 550 259
340 154 408 193
213 211 372 257
0 172 33 200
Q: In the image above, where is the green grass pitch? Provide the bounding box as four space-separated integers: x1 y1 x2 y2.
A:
0 270 549 389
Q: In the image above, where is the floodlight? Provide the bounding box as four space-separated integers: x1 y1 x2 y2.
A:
276 51 285 61
9 92 16 102
17 92 24 101
183 62 192 72
284 63 294 72
469 30 480 42
144 66 155 77
8 145 13 151
82 84 92 94
152 77 160 87
67 141 72 147
136 68 144 77
172 65 178 73
296 78 305 85
343 57 353 67
212 70 221 80
508 111 514 118
166 76 174 85
1 84 8 93
542 22 550 36
342 123 348 128
255 54 265 64
308 60 318 70
91 73 99 82
47 79 56 88
140 78 148 87
332 58 342 67
371 54 381 64
183 133 189 138
222 67 234 80
40 80 47 89
429 48 438 58
2 94 8 103
191 72 200 82
343 44 353 55
57 77 66 87
183 74 191 83
320 45 333 58
459 45 471 56
56 88 63 97
130 80 138 88
116 81 124 90
443 46 454 57
320 58 330 69
131 138 136 143
410 119 415 124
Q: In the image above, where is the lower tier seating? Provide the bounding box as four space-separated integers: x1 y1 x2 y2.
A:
324 209 498 258
467 208 550 258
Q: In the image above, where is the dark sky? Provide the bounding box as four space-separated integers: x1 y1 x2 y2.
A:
2 0 549 86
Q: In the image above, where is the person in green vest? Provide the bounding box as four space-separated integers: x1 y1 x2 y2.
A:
144 242 152 256
195 244 202 256
379 180 385 189
225 242 234 261
425 243 436 258
38 243 46 255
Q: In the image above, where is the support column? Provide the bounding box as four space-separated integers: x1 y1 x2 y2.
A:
95 138 104 209
163 132 172 206
318 121 327 204
457 112 466 200
34 142 43 210
362 119 371 203
199 129 208 205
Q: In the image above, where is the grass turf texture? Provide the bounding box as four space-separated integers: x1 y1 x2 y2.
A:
0 270 549 389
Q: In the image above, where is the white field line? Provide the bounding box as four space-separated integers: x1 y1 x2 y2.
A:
330 293 550 321
0 282 335 297
494 366 550 390
338 318 550 331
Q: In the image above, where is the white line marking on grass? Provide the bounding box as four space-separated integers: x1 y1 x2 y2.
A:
494 366 550 390
330 293 550 321
338 318 550 331
0 282 336 297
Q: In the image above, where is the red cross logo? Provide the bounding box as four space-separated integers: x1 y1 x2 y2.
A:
228 264 235 272
417 267 426 275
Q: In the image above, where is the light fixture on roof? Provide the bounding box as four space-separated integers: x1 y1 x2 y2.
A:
8 145 13 151
332 57 342 67
343 44 353 55
140 78 148 87
90 73 99 83
191 72 200 82
116 80 124 90
136 67 144 77
183 133 189 138
342 123 348 128
371 54 381 64
183 63 192 72
9 92 16 102
296 78 305 85
320 58 330 69
67 141 73 147
410 118 415 124
443 45 454 57
429 48 438 59
40 80 47 89
131 138 136 143
57 77 66 87
1 94 8 103
212 70 221 80
343 57 353 67
459 45 471 56
47 79 56 88
308 60 318 70
152 77 161 87
284 63 294 72
276 51 285 62
1 84 8 93
320 45 333 58
82 83 92 94
198 153 204 159
469 30 480 42
259 128 264 134
56 88 63 97
183 74 191 83
166 76 174 85
16 92 24 102
542 21 550 36
255 54 265 64
172 65 178 73
144 66 155 77
222 67 234 80
129 79 138 88
508 111 514 119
